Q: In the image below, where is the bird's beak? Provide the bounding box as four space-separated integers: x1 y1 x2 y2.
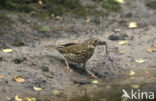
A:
101 41 108 54
101 41 106 45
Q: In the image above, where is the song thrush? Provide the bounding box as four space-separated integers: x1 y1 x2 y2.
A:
47 38 108 78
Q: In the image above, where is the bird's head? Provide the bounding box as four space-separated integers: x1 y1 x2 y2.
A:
84 38 106 47
83 38 108 54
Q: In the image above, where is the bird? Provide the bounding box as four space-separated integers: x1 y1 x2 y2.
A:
47 38 108 78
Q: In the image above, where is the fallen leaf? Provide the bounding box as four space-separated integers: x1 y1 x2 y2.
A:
146 47 156 53
33 86 42 91
119 40 128 45
92 80 98 84
52 90 61 96
15 95 23 101
85 18 90 23
135 59 145 63
0 75 4 79
38 0 43 5
14 76 25 83
51 14 54 19
128 22 138 28
144 70 150 75
55 16 63 20
27 97 36 101
115 0 125 4
150 77 156 80
118 50 125 54
2 49 13 53
131 84 140 89
39 26 50 32
129 70 135 76
44 73 53 78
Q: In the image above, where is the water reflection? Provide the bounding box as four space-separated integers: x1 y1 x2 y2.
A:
37 69 156 101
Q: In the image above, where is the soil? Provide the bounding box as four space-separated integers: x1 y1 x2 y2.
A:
0 0 156 101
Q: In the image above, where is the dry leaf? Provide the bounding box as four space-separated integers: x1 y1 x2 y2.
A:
38 0 43 5
128 22 138 28
135 59 145 63
115 0 125 4
14 76 25 83
52 90 61 96
144 70 150 75
0 75 4 79
15 95 23 101
2 49 13 53
33 86 42 91
146 47 156 53
131 84 140 89
85 18 90 23
92 80 98 84
119 40 128 45
51 14 54 19
129 70 135 76
118 50 125 54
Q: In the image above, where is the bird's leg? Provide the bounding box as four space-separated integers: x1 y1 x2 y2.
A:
65 58 73 72
83 63 97 79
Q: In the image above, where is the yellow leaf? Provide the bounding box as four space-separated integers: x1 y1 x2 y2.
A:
118 50 125 54
38 0 43 5
14 76 25 83
115 0 125 4
144 70 150 75
146 47 156 53
92 80 98 84
51 14 54 19
15 95 23 101
135 59 145 63
52 90 61 95
131 84 140 89
128 22 138 28
2 49 13 53
33 86 42 91
27 97 36 101
0 75 4 79
85 18 90 23
119 40 128 45
129 70 135 76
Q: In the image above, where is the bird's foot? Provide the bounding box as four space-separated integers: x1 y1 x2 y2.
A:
65 66 73 72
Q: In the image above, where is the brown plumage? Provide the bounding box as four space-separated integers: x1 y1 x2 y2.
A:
48 38 108 78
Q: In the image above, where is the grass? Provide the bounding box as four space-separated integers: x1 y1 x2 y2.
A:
102 0 121 11
0 0 121 19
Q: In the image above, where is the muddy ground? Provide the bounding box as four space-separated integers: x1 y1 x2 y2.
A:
0 0 156 101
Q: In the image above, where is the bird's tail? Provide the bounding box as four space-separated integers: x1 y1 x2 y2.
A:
45 45 59 50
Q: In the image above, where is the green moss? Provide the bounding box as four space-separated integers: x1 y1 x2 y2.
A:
146 1 156 9
12 41 25 47
102 0 121 11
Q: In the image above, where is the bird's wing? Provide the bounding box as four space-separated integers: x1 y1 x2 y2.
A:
60 43 78 47
58 44 85 55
